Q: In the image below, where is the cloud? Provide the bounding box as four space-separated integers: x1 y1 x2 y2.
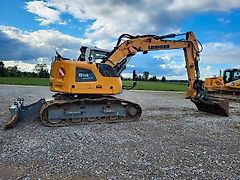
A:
94 39 115 50
122 52 187 80
201 42 240 65
218 18 231 24
0 25 92 61
3 60 43 72
156 55 186 77
46 0 179 41
37 0 240 43
23 0 240 50
153 55 172 63
152 51 186 77
25 0 66 26
126 64 135 68
167 0 240 11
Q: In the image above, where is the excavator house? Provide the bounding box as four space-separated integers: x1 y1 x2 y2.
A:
4 31 229 128
204 68 240 100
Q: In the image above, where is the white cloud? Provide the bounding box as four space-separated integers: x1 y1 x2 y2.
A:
3 61 36 72
37 0 240 43
25 1 65 26
206 66 211 71
201 42 240 65
126 64 135 68
153 55 172 62
218 18 231 24
0 25 92 61
23 0 240 51
121 72 133 79
159 63 185 75
168 0 240 11
94 39 115 50
3 60 51 73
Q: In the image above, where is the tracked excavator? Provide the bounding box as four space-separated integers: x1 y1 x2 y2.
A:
204 68 240 101
4 31 229 129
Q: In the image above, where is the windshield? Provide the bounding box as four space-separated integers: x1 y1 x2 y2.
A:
233 70 240 81
224 69 240 83
90 50 109 63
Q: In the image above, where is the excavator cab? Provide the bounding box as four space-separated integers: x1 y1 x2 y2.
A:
78 46 110 63
223 69 240 84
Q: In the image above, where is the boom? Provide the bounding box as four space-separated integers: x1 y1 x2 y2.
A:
104 32 201 98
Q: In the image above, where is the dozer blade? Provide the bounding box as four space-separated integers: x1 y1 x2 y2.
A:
191 96 229 117
3 98 46 129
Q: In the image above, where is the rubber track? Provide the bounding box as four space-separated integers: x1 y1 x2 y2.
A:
40 96 142 127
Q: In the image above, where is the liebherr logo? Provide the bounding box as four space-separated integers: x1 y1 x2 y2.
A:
149 45 170 49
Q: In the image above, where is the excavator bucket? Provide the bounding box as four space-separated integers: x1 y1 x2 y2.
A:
191 96 229 117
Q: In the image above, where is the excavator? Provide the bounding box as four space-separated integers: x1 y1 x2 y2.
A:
4 31 229 128
204 68 240 100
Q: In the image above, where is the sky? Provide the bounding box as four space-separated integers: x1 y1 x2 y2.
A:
0 0 240 80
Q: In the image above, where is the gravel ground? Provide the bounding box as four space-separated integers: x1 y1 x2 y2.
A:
0 84 239 179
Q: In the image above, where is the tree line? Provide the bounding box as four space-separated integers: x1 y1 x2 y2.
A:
0 61 50 78
123 71 167 82
1 61 187 83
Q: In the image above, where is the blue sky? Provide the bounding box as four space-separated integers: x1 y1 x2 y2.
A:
0 0 240 79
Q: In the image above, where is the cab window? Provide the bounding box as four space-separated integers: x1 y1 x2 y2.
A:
90 50 109 63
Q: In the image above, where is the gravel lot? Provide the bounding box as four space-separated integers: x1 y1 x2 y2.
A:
0 84 239 179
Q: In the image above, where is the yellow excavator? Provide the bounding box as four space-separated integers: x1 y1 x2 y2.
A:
204 68 240 100
4 31 229 128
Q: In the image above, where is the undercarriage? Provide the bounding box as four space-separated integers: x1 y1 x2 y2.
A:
4 94 142 129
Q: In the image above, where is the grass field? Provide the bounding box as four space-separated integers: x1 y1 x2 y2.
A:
0 77 187 92
123 81 187 92
0 77 49 86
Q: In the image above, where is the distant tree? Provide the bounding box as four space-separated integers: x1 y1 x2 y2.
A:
149 75 158 81
0 61 45 77
137 74 143 81
22 71 28 77
7 65 19 77
143 71 150 81
0 61 4 69
22 71 37 78
0 61 5 76
161 76 166 82
34 63 49 78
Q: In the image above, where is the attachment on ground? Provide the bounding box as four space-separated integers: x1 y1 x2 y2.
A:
3 98 46 129
191 95 229 117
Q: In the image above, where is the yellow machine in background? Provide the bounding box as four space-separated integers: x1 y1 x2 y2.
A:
5 31 229 128
204 68 240 99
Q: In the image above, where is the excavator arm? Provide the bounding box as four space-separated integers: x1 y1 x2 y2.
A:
103 31 229 116
104 32 199 97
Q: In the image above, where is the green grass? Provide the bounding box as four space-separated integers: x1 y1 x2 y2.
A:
0 77 49 86
123 81 187 92
0 77 187 92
